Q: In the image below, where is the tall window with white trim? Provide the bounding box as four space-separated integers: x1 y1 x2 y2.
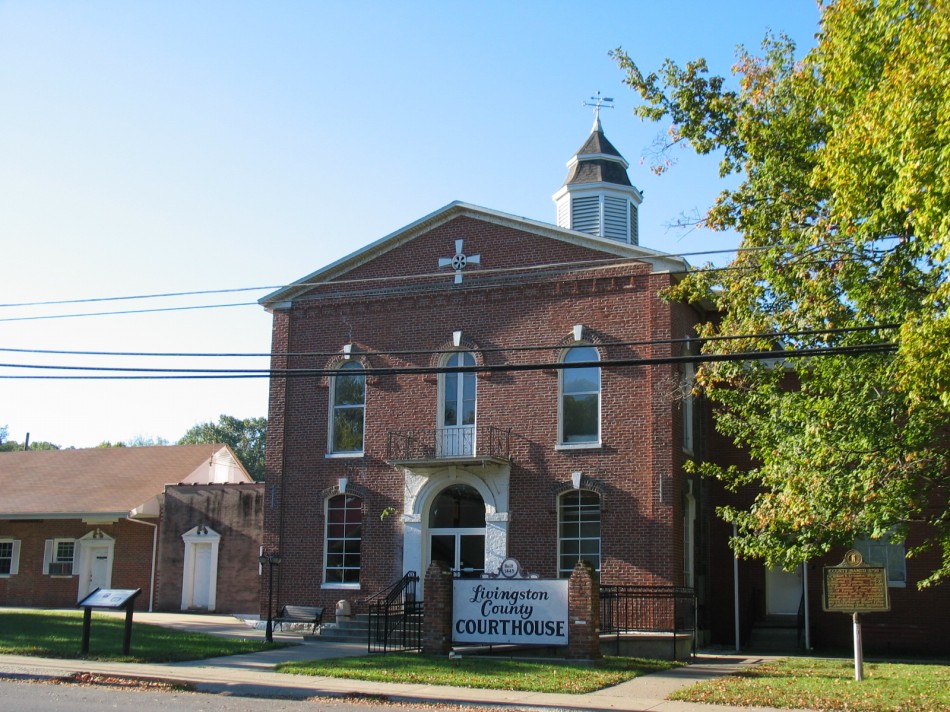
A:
558 490 601 577
330 361 365 454
560 346 601 444
324 494 362 585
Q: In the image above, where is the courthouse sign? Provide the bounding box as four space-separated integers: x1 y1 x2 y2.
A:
453 578 569 645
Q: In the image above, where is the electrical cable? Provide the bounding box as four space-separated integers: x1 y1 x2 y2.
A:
0 341 897 380
0 323 900 359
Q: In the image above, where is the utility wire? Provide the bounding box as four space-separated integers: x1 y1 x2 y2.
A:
0 323 900 359
0 236 901 317
0 342 897 380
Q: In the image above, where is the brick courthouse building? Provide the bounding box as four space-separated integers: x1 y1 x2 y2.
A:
259 115 709 641
258 117 948 654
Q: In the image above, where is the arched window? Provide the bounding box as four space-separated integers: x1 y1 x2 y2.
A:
439 352 476 456
558 490 601 577
324 494 362 585
330 361 365 454
560 346 600 445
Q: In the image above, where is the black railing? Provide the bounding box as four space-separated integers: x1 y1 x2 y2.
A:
387 426 511 462
600 585 697 660
367 571 422 653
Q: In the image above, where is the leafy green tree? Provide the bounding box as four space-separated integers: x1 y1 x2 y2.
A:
178 415 267 481
614 0 950 586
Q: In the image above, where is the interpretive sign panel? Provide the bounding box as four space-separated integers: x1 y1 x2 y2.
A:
823 550 890 613
78 588 140 609
453 579 569 645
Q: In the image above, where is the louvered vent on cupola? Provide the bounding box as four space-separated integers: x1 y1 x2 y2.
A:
571 196 600 235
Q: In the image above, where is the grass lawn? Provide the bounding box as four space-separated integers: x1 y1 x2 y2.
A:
0 610 285 663
670 657 950 712
277 652 682 694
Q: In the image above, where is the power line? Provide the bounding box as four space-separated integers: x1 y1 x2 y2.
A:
0 323 900 359
0 302 256 323
0 236 900 319
0 342 897 380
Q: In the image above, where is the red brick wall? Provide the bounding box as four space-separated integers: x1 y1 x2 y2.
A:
0 519 154 610
155 483 264 613
261 217 698 615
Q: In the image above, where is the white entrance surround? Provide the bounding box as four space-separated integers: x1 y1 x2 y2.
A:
180 525 221 611
76 530 115 601
402 464 510 592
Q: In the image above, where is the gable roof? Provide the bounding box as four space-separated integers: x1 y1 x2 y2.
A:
260 201 688 309
0 444 252 519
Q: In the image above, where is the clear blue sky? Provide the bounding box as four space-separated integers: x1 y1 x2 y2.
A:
0 1 822 448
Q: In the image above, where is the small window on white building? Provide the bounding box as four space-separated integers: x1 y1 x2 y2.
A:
559 346 601 446
44 538 77 576
855 536 906 587
0 539 20 576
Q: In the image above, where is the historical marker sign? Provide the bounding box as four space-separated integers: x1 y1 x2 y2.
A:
823 550 890 613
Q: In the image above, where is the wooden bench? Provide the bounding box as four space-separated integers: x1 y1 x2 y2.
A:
274 605 324 634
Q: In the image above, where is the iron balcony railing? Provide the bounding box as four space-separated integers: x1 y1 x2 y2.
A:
387 425 511 463
600 585 697 660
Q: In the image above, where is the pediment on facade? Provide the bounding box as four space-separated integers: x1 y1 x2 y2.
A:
260 202 686 310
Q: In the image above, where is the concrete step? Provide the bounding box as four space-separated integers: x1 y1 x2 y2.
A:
746 625 801 652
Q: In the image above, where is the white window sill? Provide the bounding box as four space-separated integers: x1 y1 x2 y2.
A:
887 581 906 588
325 452 364 459
555 442 602 451
321 583 361 590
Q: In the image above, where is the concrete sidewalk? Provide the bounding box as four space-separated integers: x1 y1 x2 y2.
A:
0 611 810 712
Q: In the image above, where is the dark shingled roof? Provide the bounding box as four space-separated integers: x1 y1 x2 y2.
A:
564 158 632 186
563 128 632 187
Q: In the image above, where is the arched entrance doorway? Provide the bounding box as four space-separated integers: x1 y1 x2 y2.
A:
428 484 485 578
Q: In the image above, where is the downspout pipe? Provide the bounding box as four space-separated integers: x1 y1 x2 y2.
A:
125 516 158 612
733 523 741 652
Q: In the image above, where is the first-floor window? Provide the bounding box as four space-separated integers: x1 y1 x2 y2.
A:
325 494 362 585
44 538 75 576
0 539 20 576
558 490 601 577
855 536 906 586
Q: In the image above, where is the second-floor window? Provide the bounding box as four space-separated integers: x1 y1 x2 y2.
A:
560 346 600 445
330 361 365 454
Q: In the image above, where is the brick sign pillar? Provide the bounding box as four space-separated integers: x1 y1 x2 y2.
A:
422 559 454 656
567 560 601 659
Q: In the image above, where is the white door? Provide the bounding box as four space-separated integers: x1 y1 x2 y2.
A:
766 565 803 615
191 543 213 609
79 543 113 600
440 352 476 456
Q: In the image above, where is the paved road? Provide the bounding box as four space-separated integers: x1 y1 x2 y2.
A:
0 678 498 712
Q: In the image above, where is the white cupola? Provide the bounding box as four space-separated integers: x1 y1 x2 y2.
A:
553 111 642 245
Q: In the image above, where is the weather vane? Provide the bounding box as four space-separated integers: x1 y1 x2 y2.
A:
583 91 614 123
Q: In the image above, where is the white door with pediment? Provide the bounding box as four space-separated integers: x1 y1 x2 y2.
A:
181 526 221 611
77 531 115 601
